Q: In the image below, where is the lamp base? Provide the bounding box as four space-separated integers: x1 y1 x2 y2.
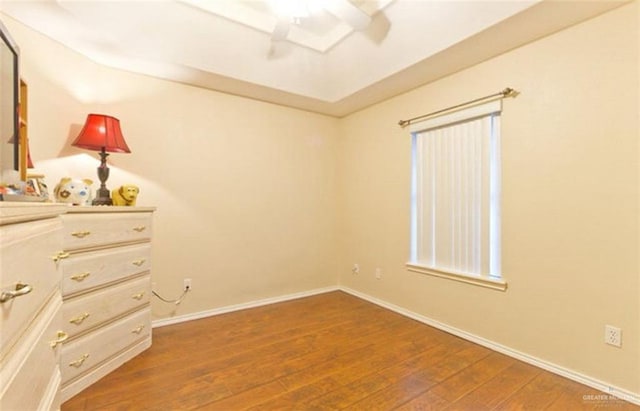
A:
92 197 113 206
92 148 113 206
92 187 113 206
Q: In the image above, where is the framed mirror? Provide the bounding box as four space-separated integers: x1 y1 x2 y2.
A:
0 19 20 185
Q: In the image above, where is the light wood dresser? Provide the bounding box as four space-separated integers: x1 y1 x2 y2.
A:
59 206 155 402
0 203 69 411
0 204 155 408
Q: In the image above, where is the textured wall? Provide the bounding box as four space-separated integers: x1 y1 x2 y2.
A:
3 14 341 320
337 3 639 394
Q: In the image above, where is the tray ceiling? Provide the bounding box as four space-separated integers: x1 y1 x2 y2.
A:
0 0 628 117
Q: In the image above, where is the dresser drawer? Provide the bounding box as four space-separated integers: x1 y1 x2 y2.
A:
0 217 62 358
61 212 152 250
60 243 150 297
63 275 151 339
61 308 150 384
0 293 62 411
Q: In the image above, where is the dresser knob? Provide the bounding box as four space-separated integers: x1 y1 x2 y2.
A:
69 313 90 325
52 251 70 262
70 272 91 282
132 292 145 300
133 226 146 232
49 331 69 348
69 354 89 368
132 259 146 267
71 230 91 238
0 282 33 303
131 325 145 335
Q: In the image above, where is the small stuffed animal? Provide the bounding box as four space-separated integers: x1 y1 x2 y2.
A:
54 178 93 206
112 184 140 206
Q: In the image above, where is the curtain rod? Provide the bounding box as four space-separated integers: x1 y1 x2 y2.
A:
398 87 518 127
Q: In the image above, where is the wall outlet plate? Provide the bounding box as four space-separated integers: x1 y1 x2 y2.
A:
605 325 621 347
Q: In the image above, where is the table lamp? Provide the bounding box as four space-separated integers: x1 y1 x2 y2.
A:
72 114 130 205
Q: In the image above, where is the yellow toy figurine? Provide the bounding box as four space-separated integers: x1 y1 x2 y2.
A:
112 184 140 206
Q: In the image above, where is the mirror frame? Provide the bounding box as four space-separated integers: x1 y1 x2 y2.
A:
0 19 20 184
19 78 27 181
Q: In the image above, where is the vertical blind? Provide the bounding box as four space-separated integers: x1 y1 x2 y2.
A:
410 101 501 278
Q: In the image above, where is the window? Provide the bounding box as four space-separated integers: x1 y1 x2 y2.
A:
407 100 506 291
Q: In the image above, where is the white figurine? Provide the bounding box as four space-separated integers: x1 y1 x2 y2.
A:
54 177 93 206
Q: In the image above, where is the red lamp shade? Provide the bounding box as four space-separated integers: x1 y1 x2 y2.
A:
72 114 131 206
72 114 131 153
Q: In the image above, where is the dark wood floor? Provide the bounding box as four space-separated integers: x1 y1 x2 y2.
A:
62 291 639 410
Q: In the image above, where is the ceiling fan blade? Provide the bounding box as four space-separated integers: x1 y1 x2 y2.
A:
323 0 372 30
272 18 290 41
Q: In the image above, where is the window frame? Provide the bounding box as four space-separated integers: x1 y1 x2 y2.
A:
406 100 507 291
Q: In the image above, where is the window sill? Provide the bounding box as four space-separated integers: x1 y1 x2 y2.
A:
406 263 508 291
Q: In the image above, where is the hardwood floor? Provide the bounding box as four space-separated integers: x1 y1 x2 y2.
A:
62 291 639 410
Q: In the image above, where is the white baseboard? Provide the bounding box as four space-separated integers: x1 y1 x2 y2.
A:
151 285 339 328
151 285 639 406
339 286 640 407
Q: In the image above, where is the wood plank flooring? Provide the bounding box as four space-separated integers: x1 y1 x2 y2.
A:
62 291 639 410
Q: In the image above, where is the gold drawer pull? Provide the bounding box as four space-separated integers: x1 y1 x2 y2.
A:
131 325 145 335
49 331 69 348
132 259 146 267
133 226 146 232
71 230 91 238
70 272 91 282
52 251 70 262
0 283 33 303
132 292 145 300
69 312 90 325
69 354 89 368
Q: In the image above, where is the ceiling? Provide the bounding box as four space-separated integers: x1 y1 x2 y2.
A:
0 0 628 117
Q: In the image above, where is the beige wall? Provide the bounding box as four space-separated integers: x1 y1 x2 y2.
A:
338 2 639 394
3 0 639 396
2 15 341 319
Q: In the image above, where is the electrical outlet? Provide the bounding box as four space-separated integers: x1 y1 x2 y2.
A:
605 325 621 347
375 268 382 279
184 278 192 291
352 264 360 274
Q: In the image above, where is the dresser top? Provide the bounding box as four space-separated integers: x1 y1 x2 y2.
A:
0 202 69 225
66 206 156 214
0 203 155 225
